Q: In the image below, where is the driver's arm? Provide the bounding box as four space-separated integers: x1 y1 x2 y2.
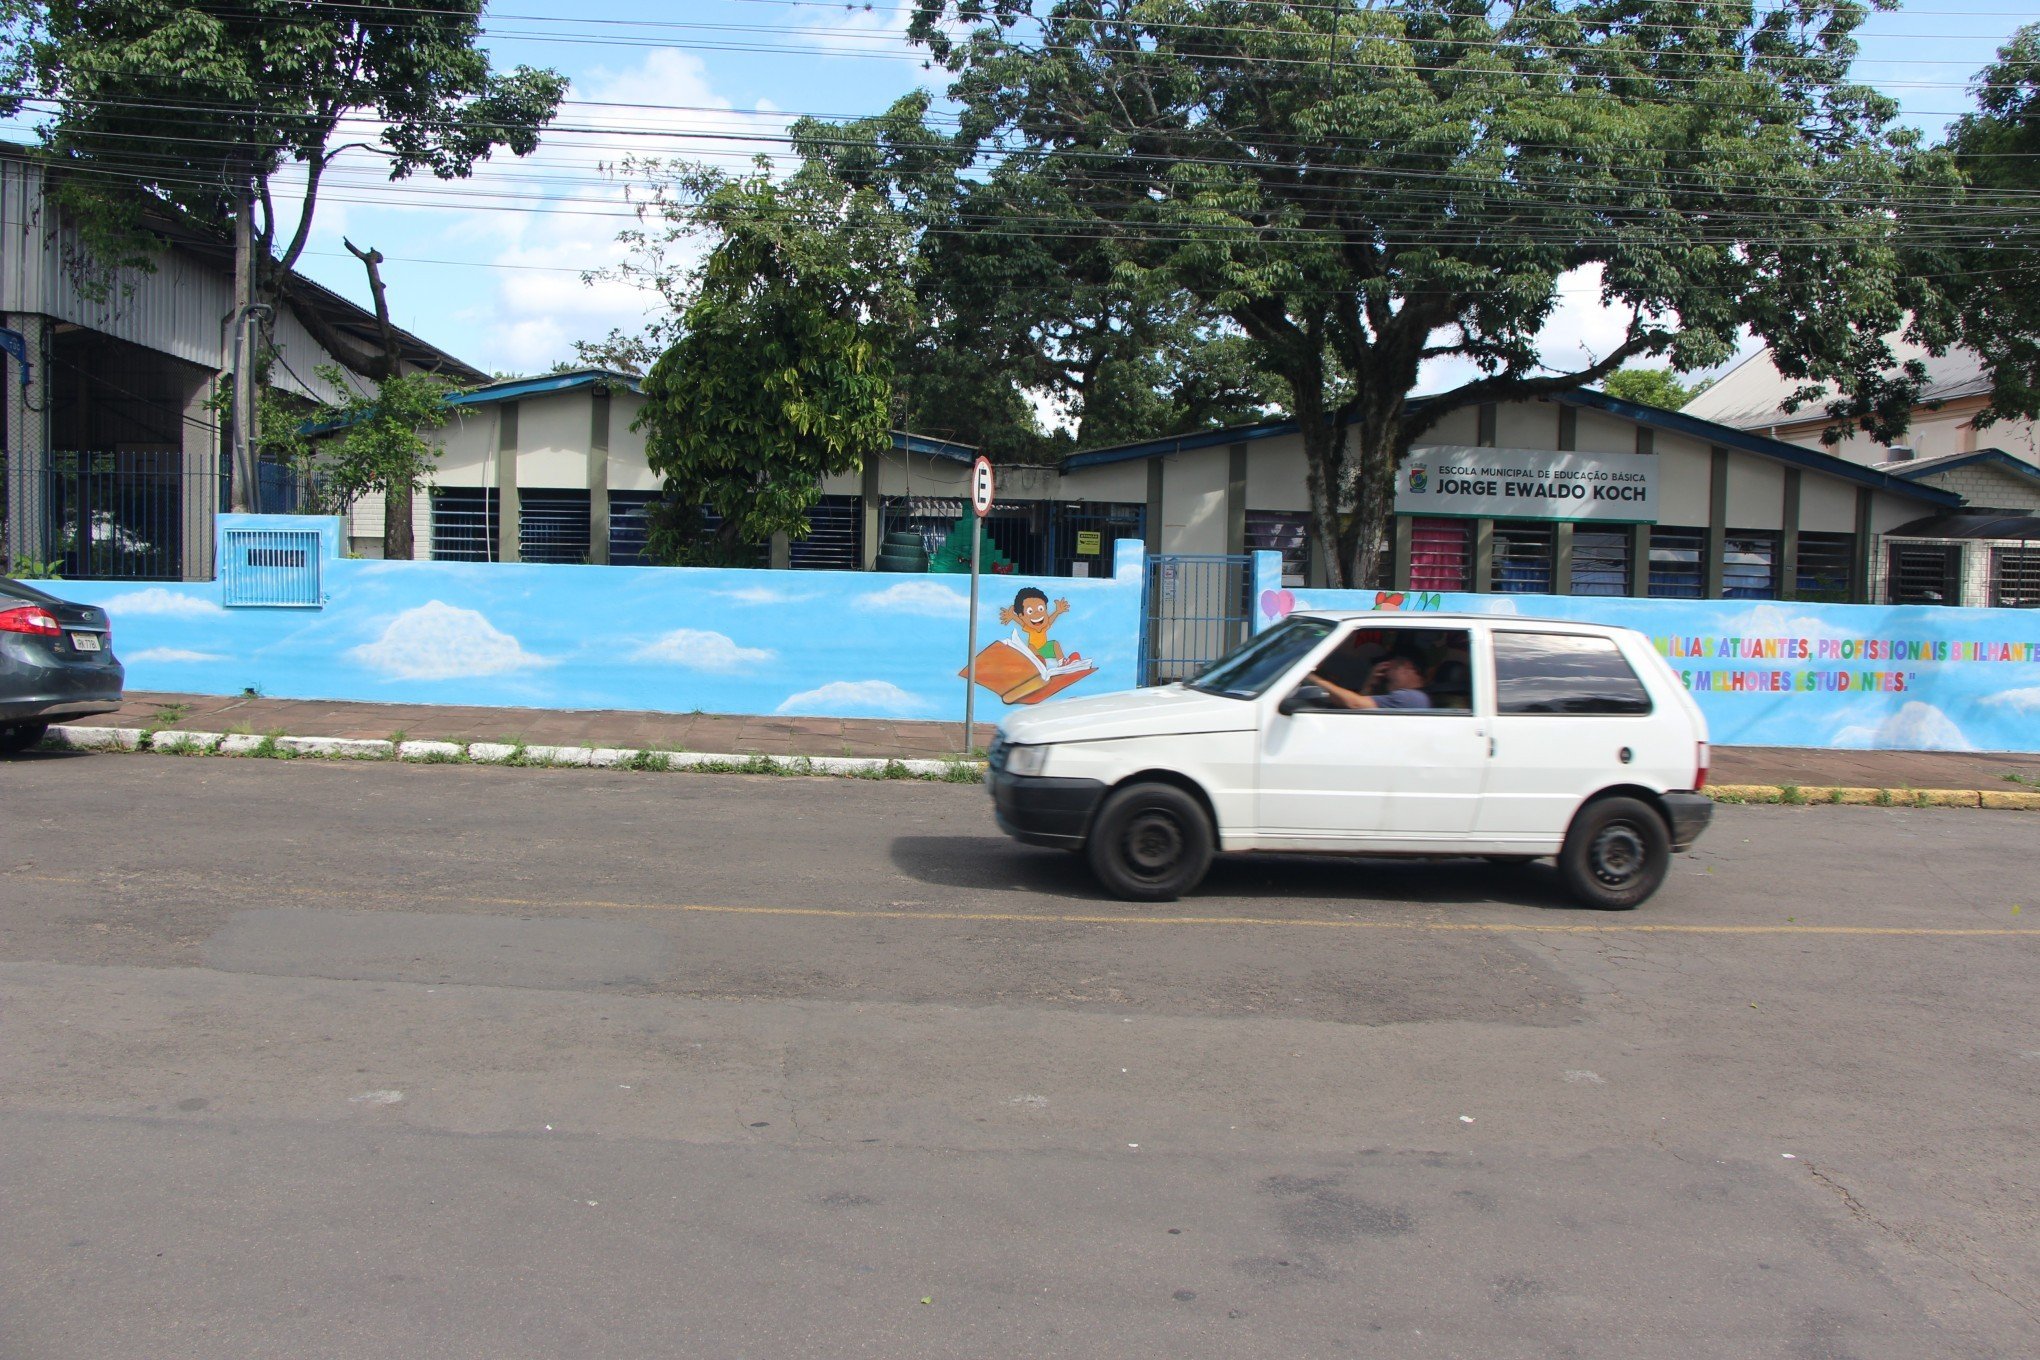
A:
1306 672 1379 710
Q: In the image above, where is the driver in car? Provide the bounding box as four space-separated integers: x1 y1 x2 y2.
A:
1307 653 1432 711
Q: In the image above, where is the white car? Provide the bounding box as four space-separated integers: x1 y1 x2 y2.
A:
987 613 1713 909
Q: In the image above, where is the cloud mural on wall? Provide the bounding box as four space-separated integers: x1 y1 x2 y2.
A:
715 585 818 606
126 648 229 664
350 601 549 681
633 628 774 672
776 680 933 717
858 579 970 617
96 587 223 618
1982 686 2040 714
1832 701 1974 753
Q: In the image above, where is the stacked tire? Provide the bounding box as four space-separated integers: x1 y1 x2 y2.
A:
876 529 929 573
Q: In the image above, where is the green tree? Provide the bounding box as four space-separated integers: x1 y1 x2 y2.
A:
627 160 916 566
1933 24 2040 428
906 0 1952 586
282 367 460 561
1599 368 1710 411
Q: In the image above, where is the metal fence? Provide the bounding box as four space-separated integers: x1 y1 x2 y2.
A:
1141 553 1252 685
5 451 217 580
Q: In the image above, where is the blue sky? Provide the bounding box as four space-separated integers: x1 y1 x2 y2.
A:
20 1 2040 384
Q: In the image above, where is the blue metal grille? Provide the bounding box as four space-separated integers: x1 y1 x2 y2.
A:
431 488 499 562
221 527 322 607
608 492 657 565
24 451 192 580
1492 521 1555 593
520 489 592 564
789 495 863 570
1142 553 1252 685
1648 527 1706 598
1569 529 1631 596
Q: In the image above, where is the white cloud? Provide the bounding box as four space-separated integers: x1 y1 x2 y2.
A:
1982 686 2040 714
776 680 933 717
349 601 548 680
1719 604 1844 640
97 588 222 618
859 579 970 617
126 648 228 664
1832 701 1974 753
715 585 818 605
632 628 774 672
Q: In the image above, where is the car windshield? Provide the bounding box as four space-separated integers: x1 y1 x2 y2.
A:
1188 618 1334 699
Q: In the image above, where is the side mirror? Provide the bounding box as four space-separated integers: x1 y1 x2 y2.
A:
1280 683 1332 716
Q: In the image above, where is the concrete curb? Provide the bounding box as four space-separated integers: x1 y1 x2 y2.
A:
43 726 980 781
36 726 2040 808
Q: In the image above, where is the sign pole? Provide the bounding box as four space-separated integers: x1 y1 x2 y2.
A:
964 456 994 755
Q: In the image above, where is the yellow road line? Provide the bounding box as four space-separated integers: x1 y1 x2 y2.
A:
23 874 2036 938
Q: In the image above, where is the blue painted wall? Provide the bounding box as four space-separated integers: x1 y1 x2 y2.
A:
55 523 1147 724
1254 581 2040 754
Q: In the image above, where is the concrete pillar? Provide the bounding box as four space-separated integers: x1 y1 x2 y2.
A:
1473 518 1495 593
1779 469 1801 601
1705 446 1729 598
1477 403 1497 448
180 373 218 580
860 453 882 570
769 530 790 570
1853 489 1874 604
1553 521 1574 596
3 313 51 571
1225 443 1247 557
587 387 610 565
1144 460 1163 559
1391 514 1414 592
495 402 519 564
1630 426 1655 598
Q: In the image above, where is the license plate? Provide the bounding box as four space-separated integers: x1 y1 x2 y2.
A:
69 632 102 652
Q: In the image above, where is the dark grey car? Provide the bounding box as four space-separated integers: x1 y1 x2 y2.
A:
1 577 124 753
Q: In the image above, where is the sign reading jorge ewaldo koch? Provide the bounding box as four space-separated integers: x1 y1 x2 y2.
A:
1395 446 1658 523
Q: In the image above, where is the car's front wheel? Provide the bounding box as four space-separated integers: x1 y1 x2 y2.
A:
0 721 51 755
1558 795 1671 909
1086 782 1214 902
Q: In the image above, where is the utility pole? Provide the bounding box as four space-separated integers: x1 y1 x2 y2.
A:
228 177 259 513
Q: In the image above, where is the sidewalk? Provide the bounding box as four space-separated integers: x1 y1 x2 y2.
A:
65 691 2040 794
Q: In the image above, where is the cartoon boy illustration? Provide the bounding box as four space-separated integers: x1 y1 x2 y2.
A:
1000 587 1080 664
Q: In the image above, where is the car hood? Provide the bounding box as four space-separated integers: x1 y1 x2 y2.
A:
997 684 1258 744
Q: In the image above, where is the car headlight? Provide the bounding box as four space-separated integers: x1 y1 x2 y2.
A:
1004 743 1052 777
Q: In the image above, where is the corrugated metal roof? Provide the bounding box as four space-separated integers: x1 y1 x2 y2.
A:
1684 333 1995 430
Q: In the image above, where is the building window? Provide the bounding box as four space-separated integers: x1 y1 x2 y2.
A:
1493 631 1653 715
520 489 592 565
1648 527 1706 598
1886 542 1963 606
608 492 658 565
1491 521 1555 594
1245 509 1311 585
1796 532 1856 601
1722 531 1780 599
431 488 499 562
1991 546 2040 607
1569 529 1631 597
789 495 863 571
1408 518 1472 592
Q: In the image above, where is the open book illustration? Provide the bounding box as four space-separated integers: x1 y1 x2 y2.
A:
961 632 1099 705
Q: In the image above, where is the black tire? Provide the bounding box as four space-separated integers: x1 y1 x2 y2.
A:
1086 782 1214 902
0 722 51 755
1558 796 1671 910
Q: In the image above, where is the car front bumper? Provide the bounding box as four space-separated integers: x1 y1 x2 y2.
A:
1662 792 1713 851
988 770 1108 849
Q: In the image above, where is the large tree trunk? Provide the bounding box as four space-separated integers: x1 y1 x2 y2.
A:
1346 413 1406 590
1283 350 1353 590
383 480 415 561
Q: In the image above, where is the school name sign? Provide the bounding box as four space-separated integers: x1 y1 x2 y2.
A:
1395 446 1658 523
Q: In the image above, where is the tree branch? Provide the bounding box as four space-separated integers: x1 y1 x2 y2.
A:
279 271 389 379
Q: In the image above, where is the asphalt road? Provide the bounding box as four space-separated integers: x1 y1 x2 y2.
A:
2 751 2037 1359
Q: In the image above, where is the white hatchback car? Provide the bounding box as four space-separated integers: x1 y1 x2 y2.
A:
987 613 1713 909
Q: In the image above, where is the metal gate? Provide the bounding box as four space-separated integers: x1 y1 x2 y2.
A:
1141 553 1252 685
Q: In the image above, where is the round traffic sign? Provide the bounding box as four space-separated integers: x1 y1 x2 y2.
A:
971 456 995 518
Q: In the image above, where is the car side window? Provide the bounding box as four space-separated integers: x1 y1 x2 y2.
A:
1297 627 1475 713
1493 632 1653 715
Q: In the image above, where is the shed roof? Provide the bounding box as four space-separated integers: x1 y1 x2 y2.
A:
1683 333 1992 431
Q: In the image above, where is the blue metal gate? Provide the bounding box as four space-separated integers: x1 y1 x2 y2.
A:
1141 553 1252 685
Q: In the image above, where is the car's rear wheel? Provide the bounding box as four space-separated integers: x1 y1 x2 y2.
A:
1558 796 1670 910
1086 782 1214 902
0 721 51 755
